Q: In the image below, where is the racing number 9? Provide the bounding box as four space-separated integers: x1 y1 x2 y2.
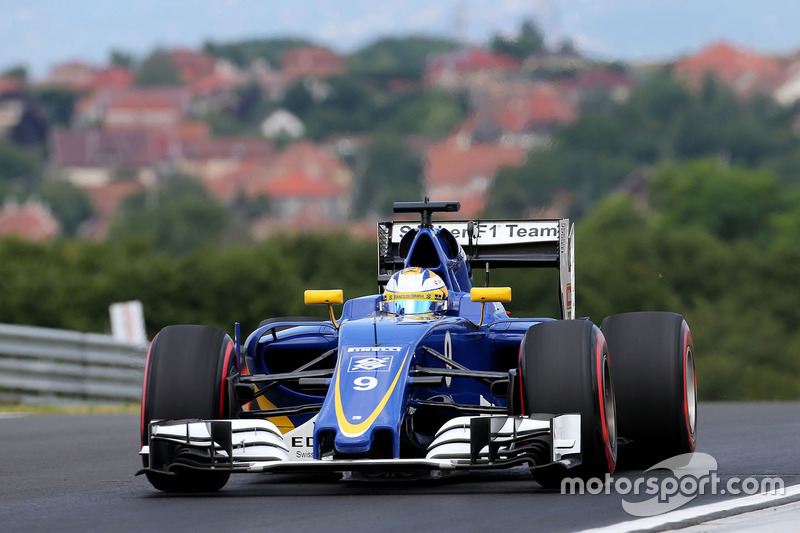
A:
353 377 377 391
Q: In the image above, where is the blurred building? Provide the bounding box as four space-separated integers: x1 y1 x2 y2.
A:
0 199 60 241
50 128 167 187
44 61 134 92
424 135 525 219
674 41 783 99
281 46 344 82
425 47 519 92
260 109 305 139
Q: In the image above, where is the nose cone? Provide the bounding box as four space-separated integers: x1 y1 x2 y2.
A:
315 345 413 457
314 317 430 458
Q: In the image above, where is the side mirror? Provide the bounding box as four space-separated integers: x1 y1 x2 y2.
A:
304 289 343 306
470 287 511 303
470 287 511 326
304 290 344 328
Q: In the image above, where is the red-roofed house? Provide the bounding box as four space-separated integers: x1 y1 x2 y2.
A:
250 168 349 236
233 141 353 232
564 67 636 105
272 141 351 185
265 169 348 221
493 84 576 148
674 41 783 99
451 82 575 149
424 136 526 218
73 91 107 127
177 137 275 183
0 199 60 241
495 86 575 131
75 88 190 129
50 128 169 186
104 89 189 129
176 138 351 233
774 52 800 106
425 48 520 91
0 77 21 96
188 61 245 114
169 120 210 143
169 49 217 84
46 61 95 90
44 62 134 92
204 160 266 204
266 170 347 199
87 67 135 91
189 71 239 97
282 46 344 82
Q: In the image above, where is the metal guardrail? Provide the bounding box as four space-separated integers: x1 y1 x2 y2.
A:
0 323 148 404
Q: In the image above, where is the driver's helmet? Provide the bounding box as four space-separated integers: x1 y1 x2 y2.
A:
383 267 448 316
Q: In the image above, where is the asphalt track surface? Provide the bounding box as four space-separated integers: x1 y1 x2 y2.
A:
1 402 799 533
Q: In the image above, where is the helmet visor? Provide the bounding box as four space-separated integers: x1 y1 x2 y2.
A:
384 299 444 315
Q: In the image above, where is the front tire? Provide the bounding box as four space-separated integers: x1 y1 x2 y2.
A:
601 312 696 467
140 325 239 492
519 320 617 488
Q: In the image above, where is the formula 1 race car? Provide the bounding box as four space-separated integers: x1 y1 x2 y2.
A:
138 200 697 492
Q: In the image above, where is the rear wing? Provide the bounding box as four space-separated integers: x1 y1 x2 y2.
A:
377 219 575 319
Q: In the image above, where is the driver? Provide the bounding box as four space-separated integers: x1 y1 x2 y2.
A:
382 267 448 316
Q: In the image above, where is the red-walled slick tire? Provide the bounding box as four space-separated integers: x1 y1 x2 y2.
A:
601 312 696 467
140 325 239 492
519 319 617 488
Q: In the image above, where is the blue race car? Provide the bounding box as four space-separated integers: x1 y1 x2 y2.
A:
138 200 697 492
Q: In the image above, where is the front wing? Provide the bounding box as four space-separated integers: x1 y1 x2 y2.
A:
137 414 582 478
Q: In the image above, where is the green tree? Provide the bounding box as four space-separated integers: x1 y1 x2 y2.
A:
0 233 377 336
110 49 136 69
32 86 81 126
650 159 783 241
298 75 380 139
490 19 545 59
0 141 39 193
35 180 94 236
351 137 424 218
282 81 314 117
347 36 458 82
1 65 28 83
485 148 635 219
379 90 467 138
134 49 182 86
203 38 311 68
108 174 229 254
488 69 800 218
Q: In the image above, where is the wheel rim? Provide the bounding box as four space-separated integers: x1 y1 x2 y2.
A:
685 345 697 438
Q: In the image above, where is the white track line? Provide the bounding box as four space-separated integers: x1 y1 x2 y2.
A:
0 412 28 419
579 484 800 533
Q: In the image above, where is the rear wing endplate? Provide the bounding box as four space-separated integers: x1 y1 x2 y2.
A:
377 219 575 319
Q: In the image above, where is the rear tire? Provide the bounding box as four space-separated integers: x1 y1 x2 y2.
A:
519 320 617 488
601 312 696 468
140 325 239 492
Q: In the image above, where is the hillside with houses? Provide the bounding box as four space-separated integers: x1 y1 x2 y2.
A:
2 21 800 249
7 20 800 399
